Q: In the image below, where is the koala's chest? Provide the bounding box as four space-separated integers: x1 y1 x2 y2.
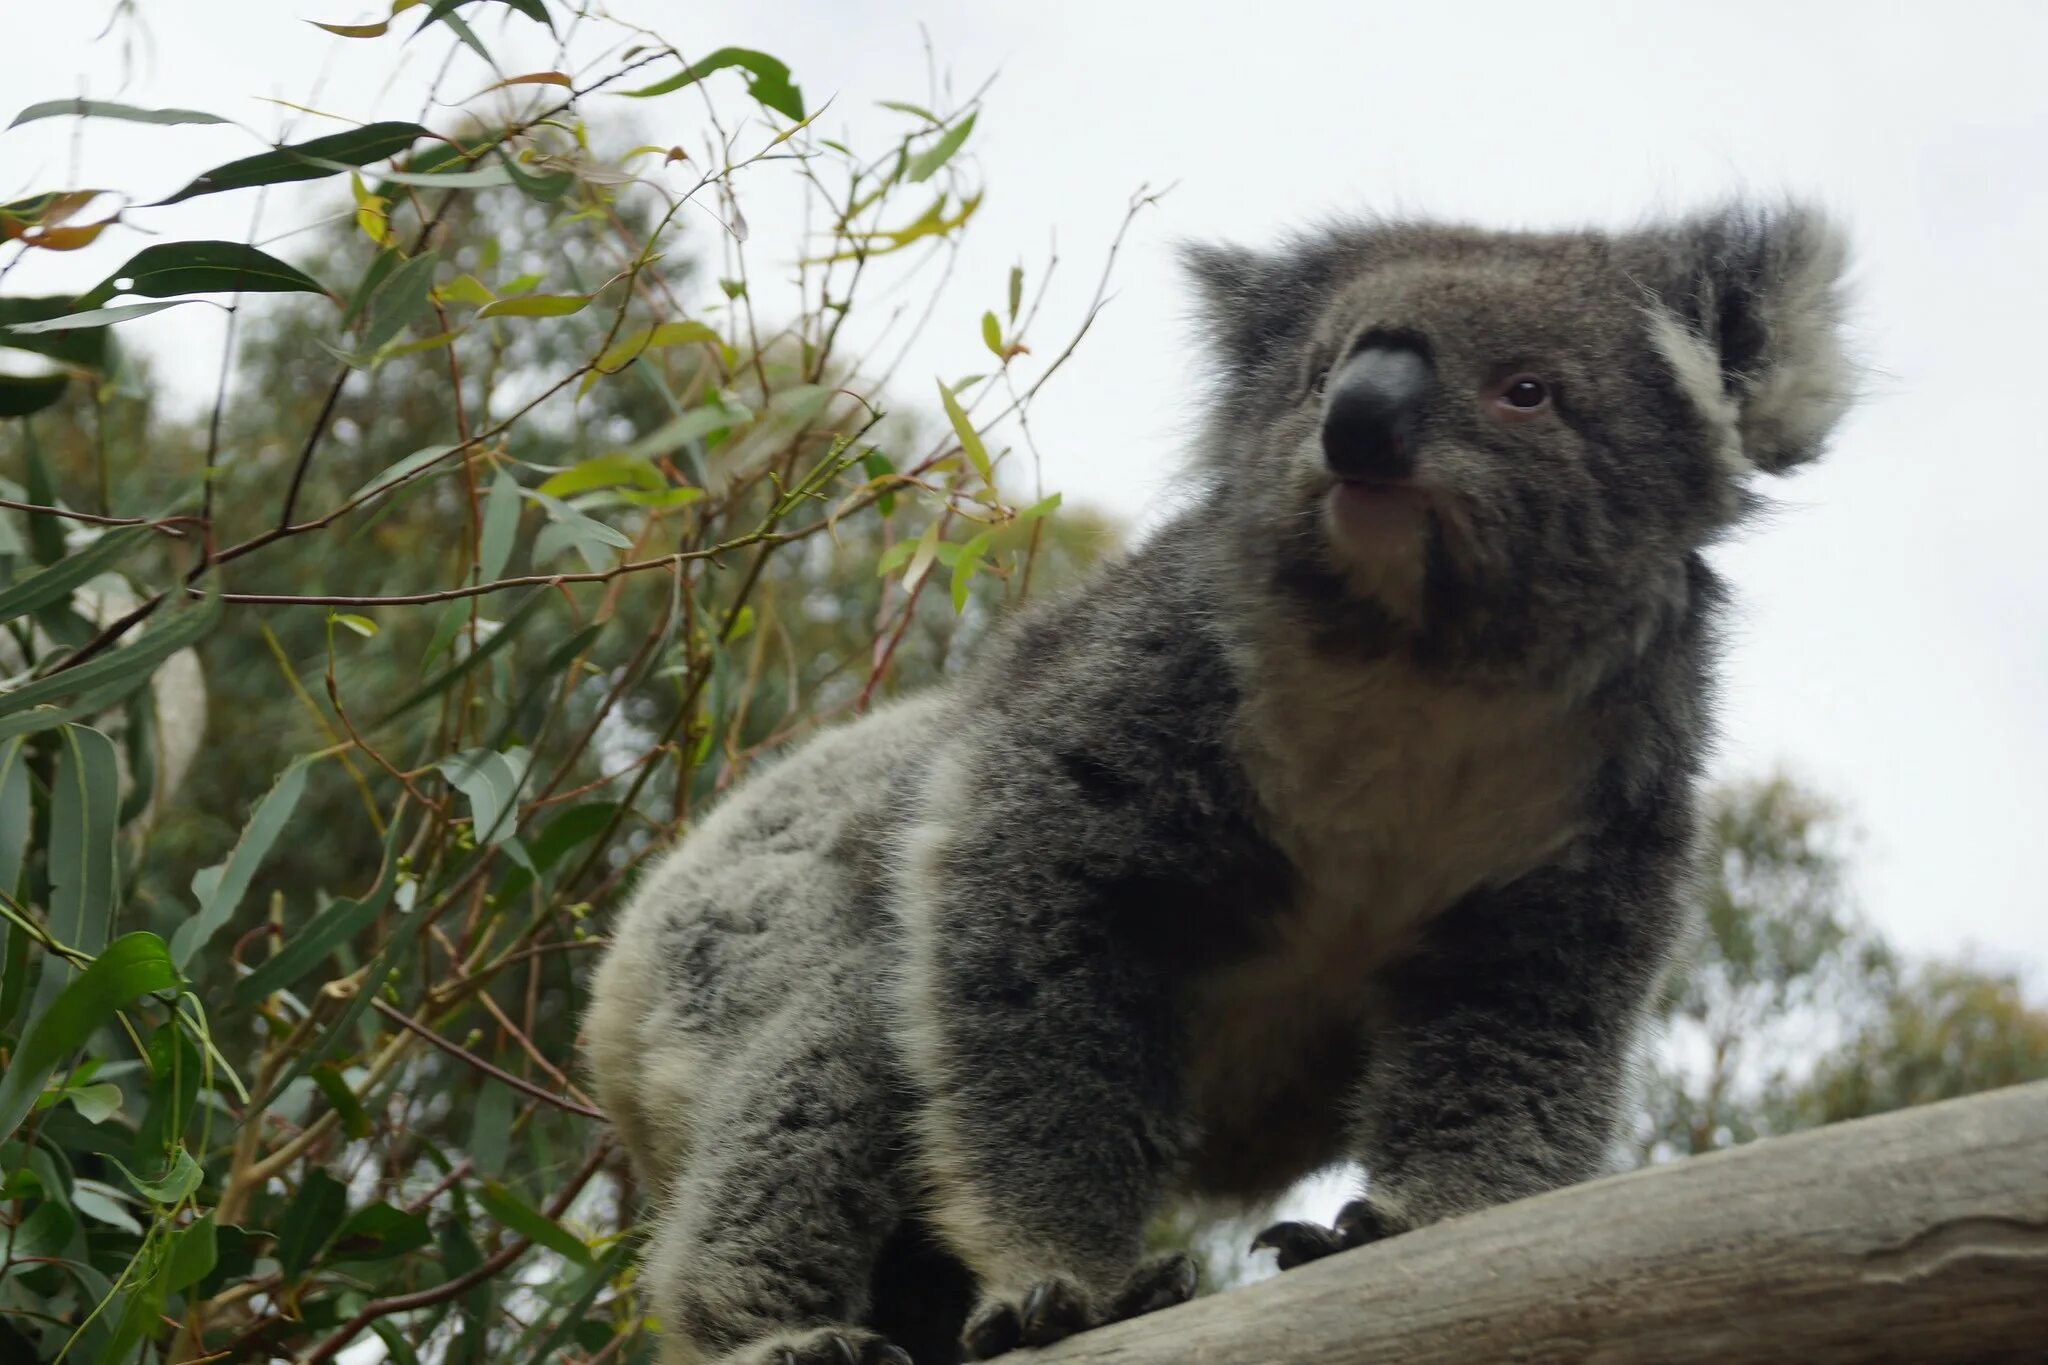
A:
1180 655 1593 1195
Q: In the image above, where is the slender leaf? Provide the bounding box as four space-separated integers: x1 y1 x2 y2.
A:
479 1180 593 1267
47 724 120 959
475 293 589 319
906 112 977 183
6 300 200 335
153 121 427 205
0 525 153 625
164 1213 219 1294
276 1167 350 1275
349 443 460 502
936 379 994 485
170 759 309 968
231 825 402 1007
0 933 179 1140
479 467 521 582
9 100 230 129
358 249 440 353
0 584 223 723
77 241 325 309
327 1201 431 1263
620 47 804 121
0 373 68 417
0 737 28 899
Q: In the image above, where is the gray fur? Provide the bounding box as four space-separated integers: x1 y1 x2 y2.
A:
584 203 1855 1363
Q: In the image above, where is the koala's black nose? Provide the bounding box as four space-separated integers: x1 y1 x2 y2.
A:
1321 346 1434 482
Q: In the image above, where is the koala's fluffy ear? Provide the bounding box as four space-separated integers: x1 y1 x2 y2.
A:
1180 241 1272 374
1640 204 1856 474
1181 235 1346 377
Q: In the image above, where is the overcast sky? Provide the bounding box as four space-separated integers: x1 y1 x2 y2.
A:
5 1 2045 981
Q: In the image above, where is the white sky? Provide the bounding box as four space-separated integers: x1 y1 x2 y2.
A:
5 0 2045 982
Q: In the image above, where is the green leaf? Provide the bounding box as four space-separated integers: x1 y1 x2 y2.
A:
982 310 1003 358
618 402 747 463
0 737 29 900
77 241 325 309
8 1199 75 1259
47 724 120 959
64 1081 122 1123
332 612 378 637
9 99 231 129
1009 265 1023 321
112 1145 201 1204
524 1241 633 1362
0 372 69 417
357 248 440 353
620 47 805 121
587 318 720 377
479 467 521 582
536 452 666 499
276 1167 350 1275
328 1200 431 1263
0 585 223 729
0 524 153 625
341 248 401 328
163 1212 219 1294
468 1079 512 1176
936 379 994 486
310 1063 372 1140
0 295 115 368
479 1179 594 1267
906 112 977 183
494 148 574 203
378 587 548 722
69 1179 143 1233
475 292 589 319
950 532 993 614
349 443 459 503
0 933 179 1140
5 300 200 334
439 746 530 845
153 120 427 205
170 759 309 969
1014 491 1062 525
231 826 402 1008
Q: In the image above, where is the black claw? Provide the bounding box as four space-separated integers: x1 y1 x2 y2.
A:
876 1347 914 1365
1109 1254 1199 1320
961 1303 1020 1361
1252 1218 1344 1270
833 1337 861 1365
1018 1278 1090 1347
776 1352 799 1365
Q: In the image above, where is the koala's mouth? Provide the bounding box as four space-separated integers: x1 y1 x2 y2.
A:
1326 479 1433 547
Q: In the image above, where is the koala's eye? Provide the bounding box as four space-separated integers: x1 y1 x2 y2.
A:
1492 374 1551 417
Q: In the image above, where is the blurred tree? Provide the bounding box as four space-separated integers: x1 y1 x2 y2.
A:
1640 776 2048 1159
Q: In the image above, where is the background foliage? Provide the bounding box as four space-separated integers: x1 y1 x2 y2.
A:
0 4 2041 1362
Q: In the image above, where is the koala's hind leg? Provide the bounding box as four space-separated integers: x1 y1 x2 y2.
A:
641 1007 913 1365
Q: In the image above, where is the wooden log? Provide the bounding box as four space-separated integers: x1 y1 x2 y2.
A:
1033 1080 2048 1364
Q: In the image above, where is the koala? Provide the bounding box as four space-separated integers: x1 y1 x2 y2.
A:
584 202 1854 1365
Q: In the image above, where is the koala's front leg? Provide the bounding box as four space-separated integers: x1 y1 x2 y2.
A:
1259 839 1690 1268
892 816 1199 1359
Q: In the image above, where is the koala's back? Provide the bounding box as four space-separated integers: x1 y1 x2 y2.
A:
583 694 940 1192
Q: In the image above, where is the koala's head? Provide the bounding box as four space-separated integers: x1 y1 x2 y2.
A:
1183 204 1854 683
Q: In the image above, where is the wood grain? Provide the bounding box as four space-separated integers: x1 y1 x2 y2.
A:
1029 1080 2048 1364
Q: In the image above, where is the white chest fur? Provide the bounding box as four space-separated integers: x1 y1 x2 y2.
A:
1184 637 1595 1150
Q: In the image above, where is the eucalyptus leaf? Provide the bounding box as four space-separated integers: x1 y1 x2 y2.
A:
0 933 180 1141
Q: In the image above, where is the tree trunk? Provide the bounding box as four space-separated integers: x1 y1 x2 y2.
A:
1037 1080 2048 1363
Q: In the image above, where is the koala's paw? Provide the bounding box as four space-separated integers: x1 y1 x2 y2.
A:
1252 1199 1395 1271
742 1327 913 1365
960 1256 1197 1360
